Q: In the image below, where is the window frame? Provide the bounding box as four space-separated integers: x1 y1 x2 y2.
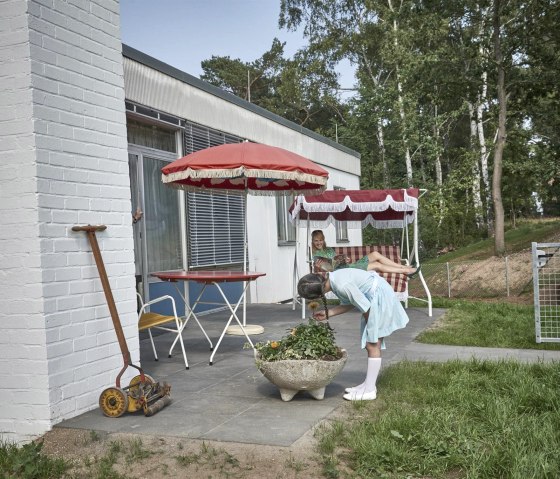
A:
276 194 297 245
334 186 349 243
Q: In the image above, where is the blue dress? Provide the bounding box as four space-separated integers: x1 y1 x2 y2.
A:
328 268 409 349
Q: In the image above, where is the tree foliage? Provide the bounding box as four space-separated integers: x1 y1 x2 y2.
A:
200 0 560 257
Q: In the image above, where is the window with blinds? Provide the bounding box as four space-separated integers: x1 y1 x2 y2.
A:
184 122 245 268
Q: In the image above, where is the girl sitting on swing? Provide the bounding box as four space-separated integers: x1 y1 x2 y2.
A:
311 230 418 276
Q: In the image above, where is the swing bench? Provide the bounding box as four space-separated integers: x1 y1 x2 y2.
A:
289 188 432 316
312 244 408 301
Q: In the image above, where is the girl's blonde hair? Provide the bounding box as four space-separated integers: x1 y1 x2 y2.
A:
311 230 326 254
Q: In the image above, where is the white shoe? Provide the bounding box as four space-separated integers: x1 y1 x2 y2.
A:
344 384 364 393
343 389 377 401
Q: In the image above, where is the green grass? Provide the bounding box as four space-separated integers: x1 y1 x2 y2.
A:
318 359 560 478
429 218 560 263
415 298 560 350
0 440 68 479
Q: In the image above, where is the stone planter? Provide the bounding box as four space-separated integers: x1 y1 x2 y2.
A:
256 349 348 401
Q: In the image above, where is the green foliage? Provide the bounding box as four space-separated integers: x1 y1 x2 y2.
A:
0 439 68 479
317 359 560 478
252 319 341 361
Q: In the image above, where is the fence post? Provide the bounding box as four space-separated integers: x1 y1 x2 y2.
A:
505 256 510 297
446 262 451 298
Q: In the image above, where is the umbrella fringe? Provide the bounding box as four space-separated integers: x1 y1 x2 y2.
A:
163 181 326 197
162 168 327 186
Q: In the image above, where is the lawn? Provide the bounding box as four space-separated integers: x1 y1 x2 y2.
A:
315 298 560 478
415 298 560 351
317 359 560 478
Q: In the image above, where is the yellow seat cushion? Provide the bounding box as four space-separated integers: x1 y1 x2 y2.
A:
138 312 176 331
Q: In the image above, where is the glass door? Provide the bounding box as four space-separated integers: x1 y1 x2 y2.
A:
129 147 183 311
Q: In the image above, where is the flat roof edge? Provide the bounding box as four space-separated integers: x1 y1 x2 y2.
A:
122 44 360 159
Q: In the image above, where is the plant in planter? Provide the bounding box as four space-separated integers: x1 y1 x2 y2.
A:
251 303 347 401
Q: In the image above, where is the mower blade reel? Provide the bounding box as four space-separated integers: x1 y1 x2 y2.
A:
145 395 172 417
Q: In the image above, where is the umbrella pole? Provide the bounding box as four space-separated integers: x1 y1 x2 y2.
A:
226 191 264 336
243 192 247 324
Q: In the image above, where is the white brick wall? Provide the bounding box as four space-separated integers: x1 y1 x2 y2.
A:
0 0 136 443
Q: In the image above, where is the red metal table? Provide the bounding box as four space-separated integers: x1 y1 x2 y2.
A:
151 270 266 365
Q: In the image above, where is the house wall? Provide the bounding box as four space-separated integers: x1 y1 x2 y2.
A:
122 52 362 304
0 0 134 443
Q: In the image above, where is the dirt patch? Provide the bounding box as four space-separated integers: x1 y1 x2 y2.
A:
410 248 542 300
41 425 326 479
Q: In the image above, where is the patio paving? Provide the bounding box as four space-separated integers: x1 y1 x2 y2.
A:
57 303 559 447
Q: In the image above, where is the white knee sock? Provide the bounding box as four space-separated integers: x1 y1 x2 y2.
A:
363 358 382 393
346 357 382 393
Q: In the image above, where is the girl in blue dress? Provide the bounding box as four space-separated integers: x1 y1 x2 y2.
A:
297 269 409 401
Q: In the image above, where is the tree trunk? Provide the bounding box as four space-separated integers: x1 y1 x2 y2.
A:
476 4 492 234
388 0 413 185
492 0 506 256
468 102 484 228
377 119 389 187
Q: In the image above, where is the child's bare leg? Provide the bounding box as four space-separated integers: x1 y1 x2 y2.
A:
367 252 415 272
366 261 415 274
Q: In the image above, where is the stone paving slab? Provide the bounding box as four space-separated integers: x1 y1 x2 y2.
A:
56 303 558 446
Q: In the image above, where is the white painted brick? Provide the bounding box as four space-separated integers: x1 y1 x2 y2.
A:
37 193 65 209
46 311 73 328
40 5 68 29
34 133 62 150
82 291 106 308
49 350 87 372
73 126 98 143
6 299 44 315
13 389 51 405
50 400 77 420
60 378 90 400
63 196 90 210
0 375 32 390
86 343 119 362
43 281 69 297
0 29 29 48
75 389 100 412
28 13 56 38
59 322 85 340
9 328 46 345
67 0 89 12
51 209 79 224
47 339 74 357
48 369 74 390
59 110 84 127
73 334 97 352
0 344 45 360
56 295 83 311
0 359 48 376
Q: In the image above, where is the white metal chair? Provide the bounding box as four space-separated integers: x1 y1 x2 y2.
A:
137 293 189 369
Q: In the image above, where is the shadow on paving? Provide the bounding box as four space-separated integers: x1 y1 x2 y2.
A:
57 303 558 446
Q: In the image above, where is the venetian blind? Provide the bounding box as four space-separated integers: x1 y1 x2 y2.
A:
184 122 245 268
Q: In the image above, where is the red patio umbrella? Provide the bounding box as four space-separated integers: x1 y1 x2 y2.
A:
161 142 329 195
161 141 330 334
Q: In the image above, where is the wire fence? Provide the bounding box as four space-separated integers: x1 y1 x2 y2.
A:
408 251 534 300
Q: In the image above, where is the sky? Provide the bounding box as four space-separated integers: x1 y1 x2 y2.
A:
119 0 355 91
